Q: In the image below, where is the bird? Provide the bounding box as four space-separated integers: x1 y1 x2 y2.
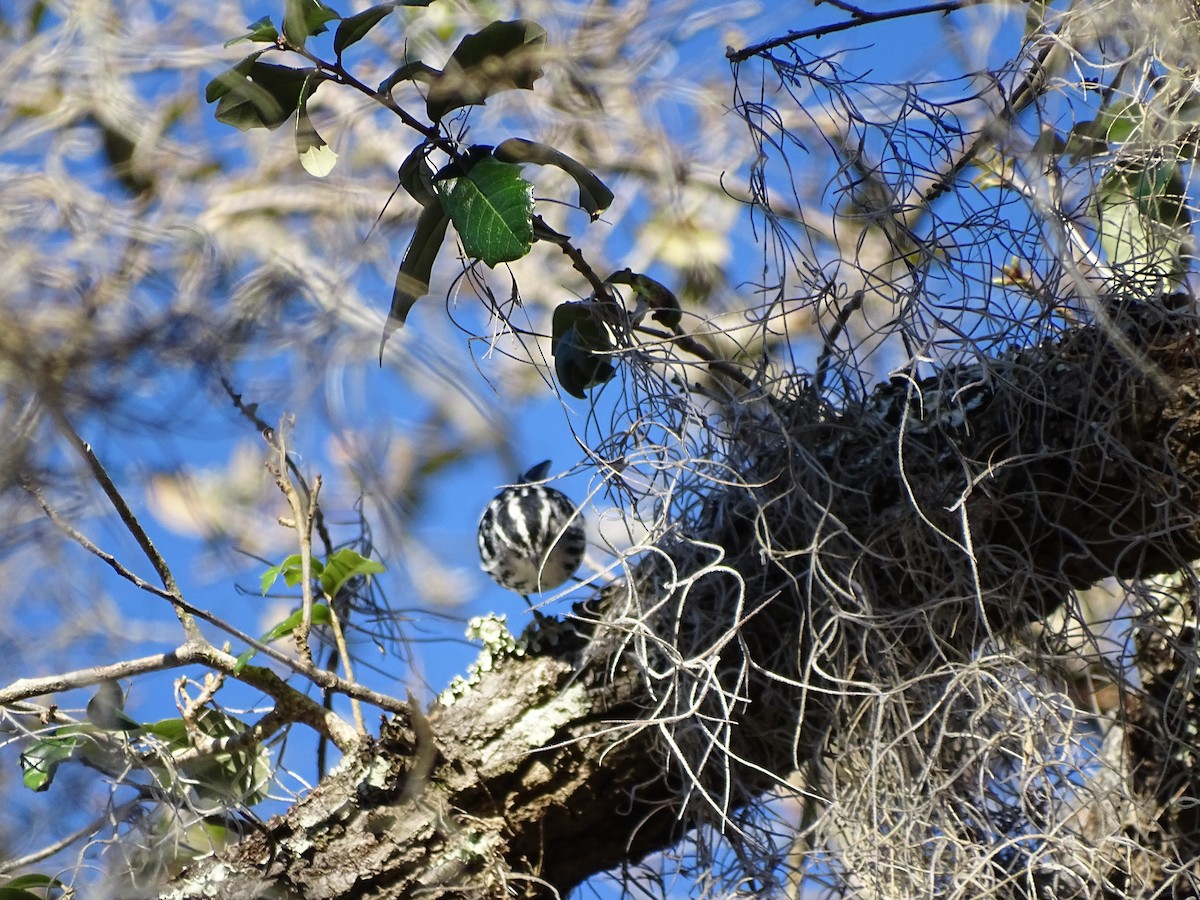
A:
477 460 586 601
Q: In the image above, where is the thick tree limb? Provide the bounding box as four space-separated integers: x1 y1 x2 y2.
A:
167 305 1200 898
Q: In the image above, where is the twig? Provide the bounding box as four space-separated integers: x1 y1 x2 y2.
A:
22 478 174 601
324 598 366 735
0 650 193 706
284 42 460 158
270 425 317 667
0 808 126 874
221 377 334 554
50 411 203 642
632 323 762 396
727 2 968 63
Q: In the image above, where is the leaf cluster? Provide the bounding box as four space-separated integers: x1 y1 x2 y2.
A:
206 1 699 403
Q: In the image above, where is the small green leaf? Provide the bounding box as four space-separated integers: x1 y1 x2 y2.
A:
552 302 617 398
261 553 305 594
232 649 257 675
262 603 333 644
426 19 547 122
234 604 334 672
494 138 613 220
435 155 533 265
297 122 338 176
224 15 280 48
334 4 393 57
283 0 341 50
605 269 681 329
320 548 386 598
20 733 79 792
207 56 320 131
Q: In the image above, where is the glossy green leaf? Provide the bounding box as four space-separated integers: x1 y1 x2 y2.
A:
0 872 65 900
436 156 533 265
234 603 333 673
334 4 392 57
319 548 386 599
494 137 613 220
552 302 617 398
606 268 681 329
426 19 547 122
224 15 280 48
282 0 341 50
207 56 320 131
261 553 306 594
20 733 79 792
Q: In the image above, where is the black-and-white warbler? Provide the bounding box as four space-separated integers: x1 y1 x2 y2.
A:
477 460 586 597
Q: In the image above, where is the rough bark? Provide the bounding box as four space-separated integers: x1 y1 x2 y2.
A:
166 304 1200 898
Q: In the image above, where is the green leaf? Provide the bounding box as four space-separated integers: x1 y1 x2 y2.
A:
494 138 613 220
319 548 386 598
0 888 53 900
296 115 337 176
261 553 305 594
426 19 547 122
435 155 533 265
382 202 450 351
295 76 337 176
552 302 617 398
397 143 438 206
263 603 332 643
144 718 189 746
206 56 320 131
283 0 341 50
605 268 681 329
0 872 66 900
19 733 79 792
232 649 257 675
224 15 280 48
234 604 333 672
334 4 393 57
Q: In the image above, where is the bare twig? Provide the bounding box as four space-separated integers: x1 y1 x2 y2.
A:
22 478 174 602
324 597 367 735
0 808 128 874
49 411 203 642
726 2 969 63
270 425 317 668
221 377 334 554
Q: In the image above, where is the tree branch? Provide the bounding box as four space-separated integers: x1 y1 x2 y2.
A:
165 306 1200 897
